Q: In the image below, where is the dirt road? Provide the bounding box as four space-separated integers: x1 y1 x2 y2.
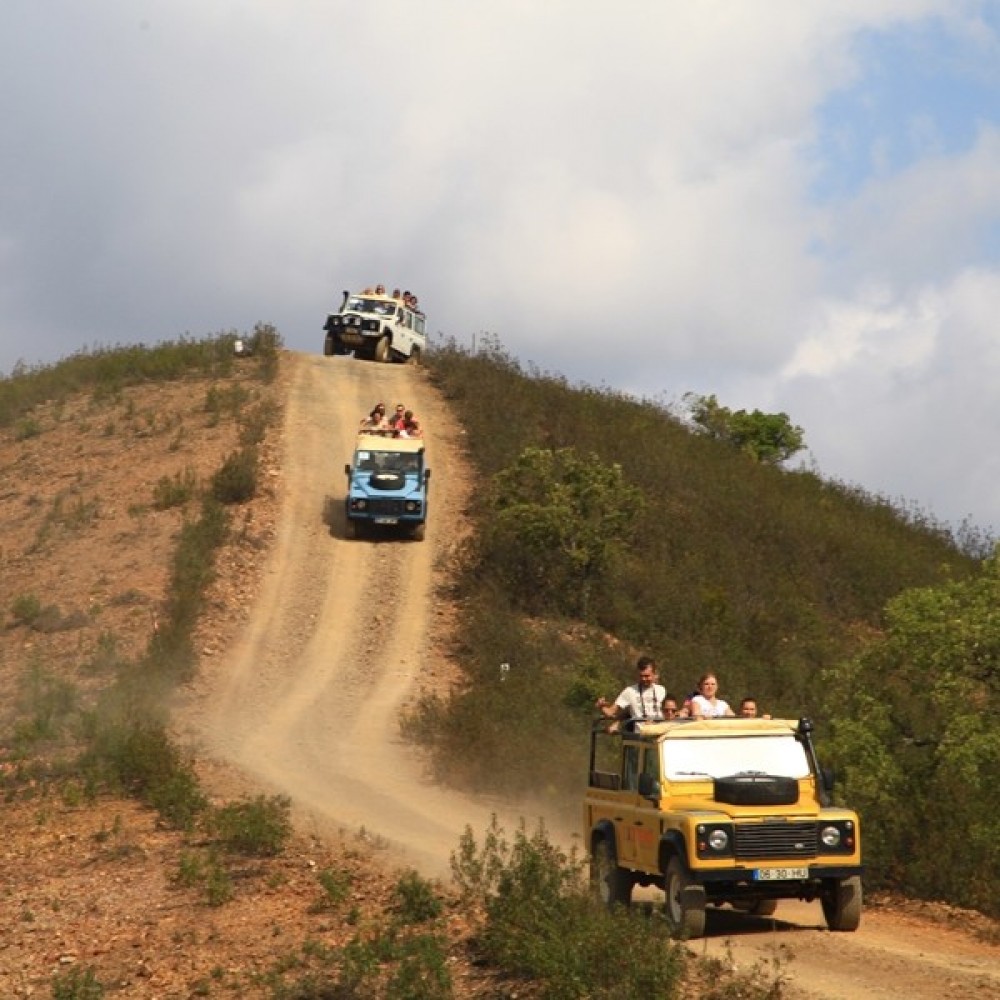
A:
187 352 1000 999
188 352 525 878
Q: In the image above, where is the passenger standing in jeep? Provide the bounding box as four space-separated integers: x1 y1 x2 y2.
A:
595 655 667 722
689 672 735 718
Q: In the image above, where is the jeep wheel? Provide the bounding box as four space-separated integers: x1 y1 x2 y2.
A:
411 523 426 541
821 875 862 932
323 336 334 357
590 839 632 908
407 346 421 366
664 857 706 938
374 335 392 363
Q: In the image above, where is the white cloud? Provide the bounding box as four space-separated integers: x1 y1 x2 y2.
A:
1 1 999 532
776 267 1000 528
782 285 939 380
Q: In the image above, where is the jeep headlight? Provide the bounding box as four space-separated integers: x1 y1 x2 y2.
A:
405 500 422 513
819 820 856 852
708 828 729 851
820 825 841 848
696 823 733 858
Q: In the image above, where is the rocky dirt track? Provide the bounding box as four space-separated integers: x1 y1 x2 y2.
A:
180 352 526 877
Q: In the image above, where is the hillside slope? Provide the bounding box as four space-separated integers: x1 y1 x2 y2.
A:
178 352 1000 999
1 349 998 998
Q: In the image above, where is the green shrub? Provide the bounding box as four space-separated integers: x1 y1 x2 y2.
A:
247 322 283 382
14 416 42 440
205 857 235 906
385 933 452 1000
173 849 206 888
11 592 42 625
205 383 250 419
311 867 352 912
152 467 199 510
209 794 292 856
81 720 207 830
146 495 229 682
211 446 258 504
238 398 279 447
173 848 234 906
51 964 105 999
148 764 209 831
393 870 444 924
452 818 685 999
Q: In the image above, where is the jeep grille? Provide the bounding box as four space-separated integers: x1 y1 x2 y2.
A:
734 821 817 860
366 498 406 515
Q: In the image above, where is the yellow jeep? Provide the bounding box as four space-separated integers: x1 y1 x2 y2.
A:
584 716 862 937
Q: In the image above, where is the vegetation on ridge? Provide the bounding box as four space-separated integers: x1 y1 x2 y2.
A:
412 335 999 915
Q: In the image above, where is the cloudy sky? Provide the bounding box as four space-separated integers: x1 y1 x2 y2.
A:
3 2 1000 536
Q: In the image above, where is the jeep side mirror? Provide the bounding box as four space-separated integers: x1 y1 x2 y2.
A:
424 470 431 483
821 767 836 792
638 773 661 800
345 464 351 476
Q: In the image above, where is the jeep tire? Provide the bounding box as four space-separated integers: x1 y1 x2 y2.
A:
822 875 862 931
590 838 632 908
407 346 422 366
664 857 706 938
374 335 392 363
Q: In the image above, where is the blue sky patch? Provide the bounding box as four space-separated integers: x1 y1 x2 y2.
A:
810 14 1000 202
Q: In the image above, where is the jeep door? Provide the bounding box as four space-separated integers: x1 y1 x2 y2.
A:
632 745 664 872
615 743 649 865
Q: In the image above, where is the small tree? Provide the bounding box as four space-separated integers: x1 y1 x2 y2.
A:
684 393 805 464
480 447 643 618
821 547 1000 912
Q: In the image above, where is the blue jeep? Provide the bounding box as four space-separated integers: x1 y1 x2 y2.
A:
344 433 430 539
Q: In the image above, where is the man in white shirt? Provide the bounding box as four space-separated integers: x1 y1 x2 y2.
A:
596 656 667 722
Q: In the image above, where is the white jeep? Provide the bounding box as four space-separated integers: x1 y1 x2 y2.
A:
323 289 426 364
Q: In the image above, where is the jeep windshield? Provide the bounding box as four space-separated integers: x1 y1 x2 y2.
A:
663 734 810 782
344 297 398 316
357 451 420 474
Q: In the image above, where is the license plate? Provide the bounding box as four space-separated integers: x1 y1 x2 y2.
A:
754 867 808 881
373 517 399 525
